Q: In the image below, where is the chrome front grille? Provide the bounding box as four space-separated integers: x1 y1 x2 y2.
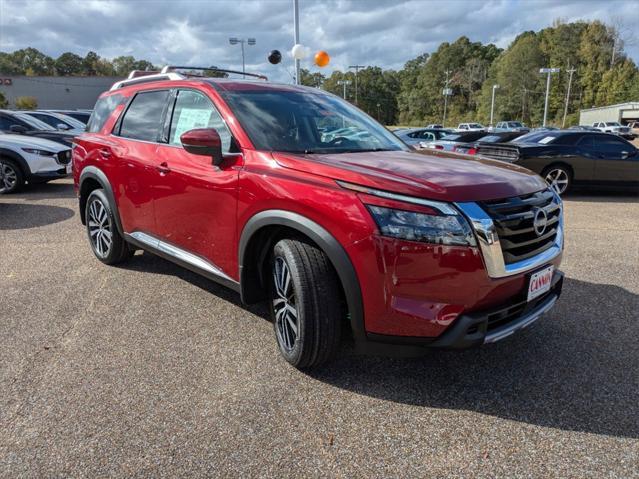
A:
479 189 560 265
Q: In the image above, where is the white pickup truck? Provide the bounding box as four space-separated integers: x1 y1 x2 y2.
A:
592 121 634 139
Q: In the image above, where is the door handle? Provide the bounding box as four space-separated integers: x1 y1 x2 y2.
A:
156 162 171 174
99 148 111 158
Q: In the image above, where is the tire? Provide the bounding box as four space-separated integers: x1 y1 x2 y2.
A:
85 189 131 265
542 165 572 196
269 238 342 369
0 158 25 194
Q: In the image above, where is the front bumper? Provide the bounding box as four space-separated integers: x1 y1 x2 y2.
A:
363 270 563 353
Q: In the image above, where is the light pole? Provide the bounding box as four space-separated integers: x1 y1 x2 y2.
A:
337 80 351 100
293 0 300 85
540 67 560 127
229 37 256 78
348 65 366 105
376 103 381 122
490 84 500 127
562 67 576 128
442 70 451 126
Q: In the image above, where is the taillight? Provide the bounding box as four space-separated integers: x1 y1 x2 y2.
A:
467 147 477 155
434 144 443 150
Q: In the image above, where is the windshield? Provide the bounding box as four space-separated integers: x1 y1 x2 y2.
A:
513 131 563 144
507 122 523 127
219 88 407 154
13 113 56 131
53 113 86 129
469 123 483 128
605 122 621 126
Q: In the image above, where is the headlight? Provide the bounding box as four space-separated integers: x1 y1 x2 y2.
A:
22 148 55 156
367 205 476 246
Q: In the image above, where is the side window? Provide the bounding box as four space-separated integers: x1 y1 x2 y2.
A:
87 93 125 133
168 89 232 153
594 137 630 156
577 136 595 149
0 115 14 130
29 113 59 128
118 90 169 141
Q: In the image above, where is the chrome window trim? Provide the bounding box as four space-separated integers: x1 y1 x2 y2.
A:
455 190 563 279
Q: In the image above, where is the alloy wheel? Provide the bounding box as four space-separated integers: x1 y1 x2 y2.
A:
0 162 18 193
544 169 569 195
273 256 299 352
88 198 113 257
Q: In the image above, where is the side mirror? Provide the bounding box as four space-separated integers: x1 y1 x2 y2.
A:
180 128 223 166
56 123 70 130
10 125 27 134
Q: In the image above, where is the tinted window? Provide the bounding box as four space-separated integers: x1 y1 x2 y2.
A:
220 89 406 154
118 90 169 141
593 136 631 154
65 112 91 124
87 94 125 133
168 90 232 153
28 113 65 129
12 113 55 130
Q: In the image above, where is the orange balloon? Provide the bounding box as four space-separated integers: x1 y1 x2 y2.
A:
314 50 330 68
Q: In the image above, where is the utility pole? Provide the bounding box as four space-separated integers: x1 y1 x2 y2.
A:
490 84 500 127
562 67 576 128
348 65 366 105
337 80 351 100
377 103 381 121
521 87 528 121
293 0 300 85
540 68 560 127
442 70 451 127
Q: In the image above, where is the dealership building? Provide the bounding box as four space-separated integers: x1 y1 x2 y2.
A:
0 76 122 109
579 102 639 125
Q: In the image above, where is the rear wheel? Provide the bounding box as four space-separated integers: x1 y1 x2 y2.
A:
269 238 342 369
85 189 131 264
0 159 24 194
543 165 571 195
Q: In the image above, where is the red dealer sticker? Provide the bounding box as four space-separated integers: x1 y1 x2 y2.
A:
527 265 554 302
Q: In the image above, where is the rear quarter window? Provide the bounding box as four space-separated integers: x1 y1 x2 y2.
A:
87 94 126 133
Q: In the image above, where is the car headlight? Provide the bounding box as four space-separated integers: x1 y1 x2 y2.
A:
22 148 55 156
367 205 476 246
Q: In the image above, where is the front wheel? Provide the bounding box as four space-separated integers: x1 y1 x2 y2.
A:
543 165 571 196
0 159 24 194
269 238 342 369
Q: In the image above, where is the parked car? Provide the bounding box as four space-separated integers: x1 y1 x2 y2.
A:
0 133 72 193
568 125 600 132
74 69 564 368
491 121 530 133
394 127 453 147
591 121 634 139
425 124 444 129
22 111 85 132
48 110 92 125
457 122 485 132
0 110 77 147
628 121 639 135
475 130 639 195
454 131 527 154
421 131 489 151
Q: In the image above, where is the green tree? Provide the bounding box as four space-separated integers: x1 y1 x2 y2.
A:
55 52 84 76
299 68 325 88
0 91 8 108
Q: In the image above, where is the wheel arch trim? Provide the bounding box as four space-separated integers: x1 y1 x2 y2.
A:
239 210 366 342
79 166 123 234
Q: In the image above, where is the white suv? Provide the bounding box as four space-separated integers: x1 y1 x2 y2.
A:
592 121 633 138
457 122 485 132
0 134 72 194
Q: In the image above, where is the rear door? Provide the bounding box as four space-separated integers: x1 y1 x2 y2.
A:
152 88 241 276
109 89 171 234
593 135 639 184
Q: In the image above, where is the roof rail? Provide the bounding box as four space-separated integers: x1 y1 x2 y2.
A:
161 65 268 80
110 72 186 91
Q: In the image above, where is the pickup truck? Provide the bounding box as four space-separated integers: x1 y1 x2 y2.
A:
592 122 635 140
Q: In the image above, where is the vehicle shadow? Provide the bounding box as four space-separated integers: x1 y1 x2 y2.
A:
23 179 77 200
118 251 639 439
307 277 639 439
0 202 75 230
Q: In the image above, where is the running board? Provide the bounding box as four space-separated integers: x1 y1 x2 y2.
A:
125 231 240 292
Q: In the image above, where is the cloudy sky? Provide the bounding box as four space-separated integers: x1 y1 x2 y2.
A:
1 0 638 82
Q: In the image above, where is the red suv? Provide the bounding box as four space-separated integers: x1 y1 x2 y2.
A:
74 68 564 368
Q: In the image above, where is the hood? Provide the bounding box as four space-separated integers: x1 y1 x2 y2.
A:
273 149 547 202
0 133 69 151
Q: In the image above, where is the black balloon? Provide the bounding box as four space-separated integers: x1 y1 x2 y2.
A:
268 50 282 65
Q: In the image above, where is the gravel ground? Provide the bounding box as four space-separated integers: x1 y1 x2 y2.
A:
1 179 638 478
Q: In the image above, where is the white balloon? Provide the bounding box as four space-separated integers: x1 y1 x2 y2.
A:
291 44 308 60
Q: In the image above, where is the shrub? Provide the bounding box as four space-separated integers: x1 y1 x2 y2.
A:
15 96 38 110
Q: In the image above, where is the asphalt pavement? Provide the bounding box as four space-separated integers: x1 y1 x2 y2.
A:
1 179 638 477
